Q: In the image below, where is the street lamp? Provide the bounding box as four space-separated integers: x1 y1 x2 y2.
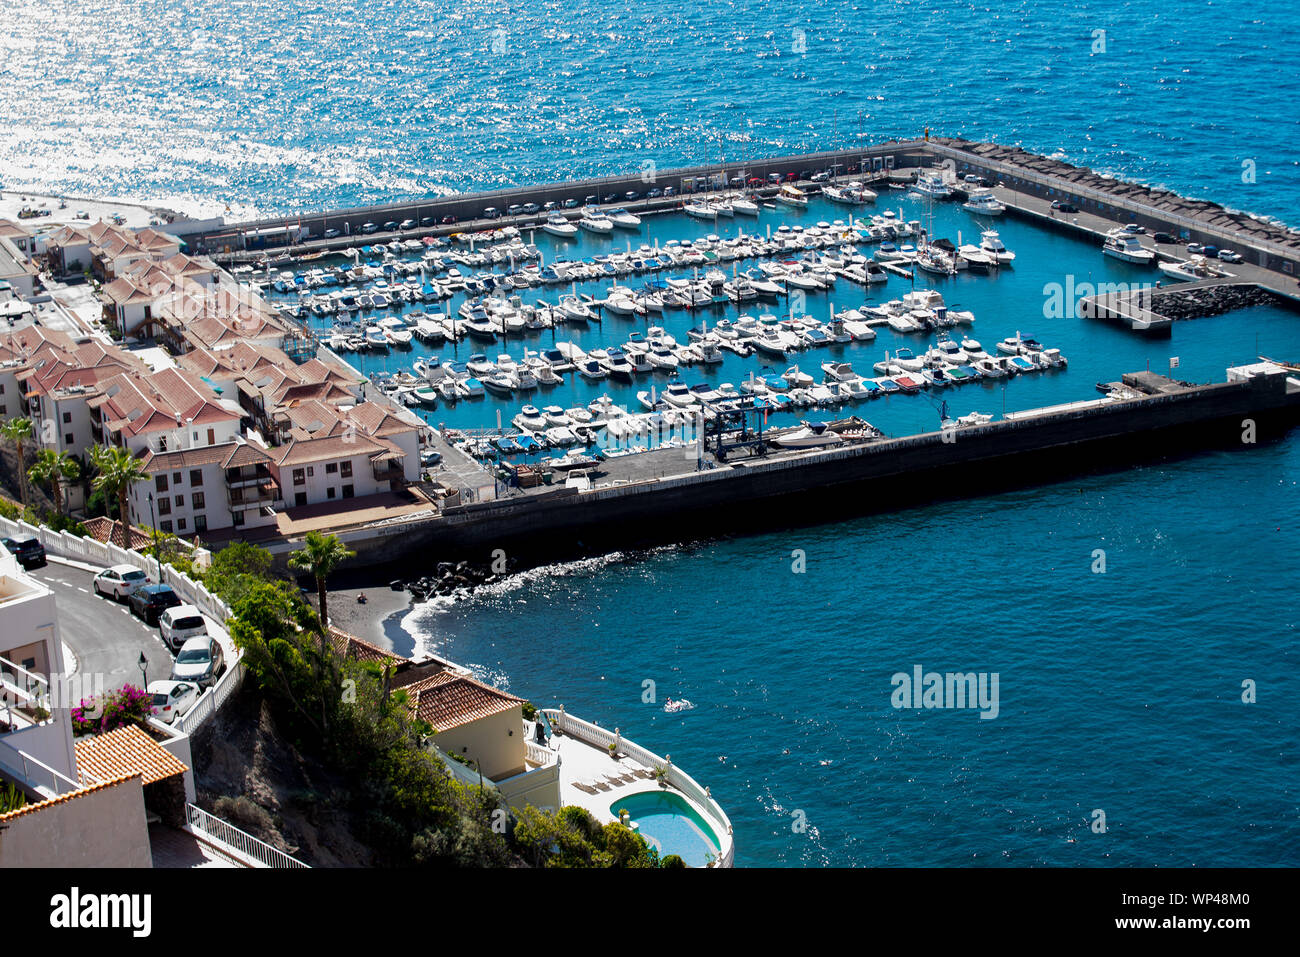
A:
138 651 148 689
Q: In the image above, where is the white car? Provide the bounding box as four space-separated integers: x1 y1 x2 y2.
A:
1218 249 1243 263
147 680 199 725
160 604 208 652
93 564 149 601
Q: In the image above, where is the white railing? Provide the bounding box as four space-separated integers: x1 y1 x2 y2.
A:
173 660 244 736
0 744 93 797
525 738 559 768
542 708 735 868
0 515 232 625
927 141 1299 263
185 802 309 868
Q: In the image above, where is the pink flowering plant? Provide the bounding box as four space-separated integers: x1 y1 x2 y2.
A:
71 684 155 735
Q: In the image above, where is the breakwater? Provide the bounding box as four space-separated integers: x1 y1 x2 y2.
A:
267 364 1300 574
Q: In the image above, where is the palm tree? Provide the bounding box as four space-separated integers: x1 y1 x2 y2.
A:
90 445 147 547
288 531 355 633
1 417 34 508
27 449 81 517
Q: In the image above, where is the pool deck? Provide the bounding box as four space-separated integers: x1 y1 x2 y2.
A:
548 730 663 822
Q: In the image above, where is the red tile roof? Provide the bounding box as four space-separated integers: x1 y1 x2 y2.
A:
405 671 524 732
74 724 189 786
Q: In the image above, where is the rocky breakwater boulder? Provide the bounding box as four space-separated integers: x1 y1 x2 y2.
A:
1151 283 1279 321
396 558 517 602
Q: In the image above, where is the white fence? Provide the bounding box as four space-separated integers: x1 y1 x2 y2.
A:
173 659 245 736
0 515 232 625
542 708 735 868
185 802 309 868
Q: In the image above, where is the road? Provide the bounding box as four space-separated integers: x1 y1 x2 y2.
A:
28 561 180 692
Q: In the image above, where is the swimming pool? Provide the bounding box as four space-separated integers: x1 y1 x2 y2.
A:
612 790 721 868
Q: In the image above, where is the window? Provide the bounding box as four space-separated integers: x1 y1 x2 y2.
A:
160 519 173 533
64 433 74 446
62 411 71 423
0 405 5 416
342 484 354 499
190 469 203 487
194 514 207 533
340 461 352 478
177 518 187 531
174 495 184 508
232 510 245 527
325 463 338 474
294 492 307 507
156 474 169 493
192 491 205 511
307 466 314 477
293 468 305 486
158 498 171 515
327 487 336 499
173 471 182 486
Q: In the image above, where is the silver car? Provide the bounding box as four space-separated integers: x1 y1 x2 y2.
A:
170 637 226 690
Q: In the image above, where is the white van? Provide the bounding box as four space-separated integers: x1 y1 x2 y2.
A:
160 604 208 652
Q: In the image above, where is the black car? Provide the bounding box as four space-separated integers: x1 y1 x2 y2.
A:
129 584 181 625
1 536 45 569
1152 232 1176 245
419 216 435 227
1050 200 1080 213
382 220 399 231
624 190 640 201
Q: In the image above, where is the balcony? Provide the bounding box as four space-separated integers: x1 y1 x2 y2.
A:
225 466 274 489
372 460 405 482
227 482 281 510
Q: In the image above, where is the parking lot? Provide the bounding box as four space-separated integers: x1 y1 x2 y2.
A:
28 559 233 700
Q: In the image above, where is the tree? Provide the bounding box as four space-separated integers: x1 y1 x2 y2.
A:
1 417 34 507
288 531 355 633
27 449 81 517
89 445 147 547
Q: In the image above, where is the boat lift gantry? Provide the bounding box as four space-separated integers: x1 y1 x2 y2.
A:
701 395 773 462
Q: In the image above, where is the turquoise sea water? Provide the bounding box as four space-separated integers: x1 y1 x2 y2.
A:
3 0 1297 867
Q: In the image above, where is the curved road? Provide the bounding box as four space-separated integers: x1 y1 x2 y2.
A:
28 561 179 692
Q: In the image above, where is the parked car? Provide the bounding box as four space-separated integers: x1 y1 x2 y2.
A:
147 680 199 725
382 220 399 231
1201 245 1221 259
360 222 378 234
506 204 522 216
419 216 436 227
522 202 540 214
646 188 663 198
1050 200 1079 213
767 172 783 184
399 219 416 230
624 190 640 201
129 583 181 625
1123 223 1145 234
584 194 598 206
1152 231 1176 245
810 171 830 182
323 227 341 239
1186 242 1205 254
603 193 617 203
663 186 676 197
160 603 208 651
1218 249 1243 263
1 536 46 569
93 564 149 600
728 175 745 187
440 215 457 224
482 207 500 219
563 198 580 209
171 637 226 690
542 201 558 211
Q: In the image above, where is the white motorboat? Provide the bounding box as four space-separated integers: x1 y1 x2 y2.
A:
543 213 578 238
821 361 857 382
545 426 579 447
606 208 642 229
776 184 809 207
1102 229 1155 264
770 421 844 449
961 189 1006 216
513 405 548 431
978 230 1016 265
1158 255 1229 282
661 381 698 408
910 171 952 199
579 213 614 234
731 197 760 215
783 365 814 389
